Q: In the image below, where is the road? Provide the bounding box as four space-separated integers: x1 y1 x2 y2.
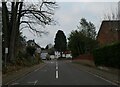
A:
9 60 116 85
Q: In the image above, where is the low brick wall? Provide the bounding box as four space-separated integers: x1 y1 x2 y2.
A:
73 54 95 67
73 54 93 61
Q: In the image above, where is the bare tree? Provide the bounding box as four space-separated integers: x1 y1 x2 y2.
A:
103 2 120 20
2 0 58 63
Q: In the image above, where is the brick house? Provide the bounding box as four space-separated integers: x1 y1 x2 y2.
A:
97 20 120 46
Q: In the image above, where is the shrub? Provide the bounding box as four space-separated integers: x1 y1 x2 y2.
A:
26 46 36 56
93 42 120 69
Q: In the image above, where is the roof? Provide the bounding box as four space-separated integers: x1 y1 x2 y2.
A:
97 20 120 39
35 43 41 48
27 40 35 43
64 51 71 54
27 39 41 48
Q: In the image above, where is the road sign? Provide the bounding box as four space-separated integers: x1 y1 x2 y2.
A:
5 48 8 54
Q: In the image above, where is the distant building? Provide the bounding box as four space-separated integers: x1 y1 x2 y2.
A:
40 50 48 60
54 51 72 59
27 40 36 47
97 20 120 46
27 39 41 53
64 51 72 59
54 51 60 59
48 44 53 49
50 55 55 60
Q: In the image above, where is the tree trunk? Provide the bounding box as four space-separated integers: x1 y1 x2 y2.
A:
9 2 19 63
14 2 23 59
2 2 10 62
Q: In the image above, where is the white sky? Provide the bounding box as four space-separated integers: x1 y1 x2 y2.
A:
22 1 119 48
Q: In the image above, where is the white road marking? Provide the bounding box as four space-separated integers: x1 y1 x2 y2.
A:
56 66 58 69
56 61 58 70
56 71 58 79
34 80 38 85
11 83 19 85
51 62 54 63
28 80 38 85
34 68 40 72
55 61 59 78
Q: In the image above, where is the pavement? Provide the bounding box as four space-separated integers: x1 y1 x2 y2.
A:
72 61 120 85
2 63 45 85
2 60 119 86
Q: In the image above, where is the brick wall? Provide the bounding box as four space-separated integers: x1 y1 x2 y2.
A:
73 54 93 61
97 21 120 46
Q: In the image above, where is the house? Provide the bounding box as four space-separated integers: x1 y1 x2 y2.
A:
40 50 48 60
54 51 72 59
54 51 60 59
64 51 72 59
34 43 41 54
27 40 41 53
50 55 55 60
27 40 36 47
48 44 53 49
97 20 120 46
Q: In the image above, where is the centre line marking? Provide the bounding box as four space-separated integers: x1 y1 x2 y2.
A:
56 71 59 79
56 66 58 69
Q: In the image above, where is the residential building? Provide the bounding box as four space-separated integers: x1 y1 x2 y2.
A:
48 44 53 49
40 50 48 60
27 40 36 47
50 55 55 60
54 51 60 59
97 20 120 46
64 51 72 59
27 39 41 53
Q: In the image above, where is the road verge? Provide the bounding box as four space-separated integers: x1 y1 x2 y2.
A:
72 61 120 85
2 63 46 85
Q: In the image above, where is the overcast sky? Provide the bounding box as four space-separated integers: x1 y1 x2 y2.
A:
22 1 119 48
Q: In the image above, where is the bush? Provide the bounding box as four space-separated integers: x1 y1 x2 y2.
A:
93 42 120 69
26 46 36 56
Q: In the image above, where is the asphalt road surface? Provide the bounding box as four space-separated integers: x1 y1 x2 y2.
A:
9 60 116 85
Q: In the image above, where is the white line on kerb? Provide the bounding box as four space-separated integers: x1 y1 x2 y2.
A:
56 71 58 79
11 83 19 85
56 62 58 66
34 80 38 85
34 68 40 72
28 80 38 85
85 70 118 86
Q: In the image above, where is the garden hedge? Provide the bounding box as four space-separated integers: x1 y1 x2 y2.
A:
93 42 120 69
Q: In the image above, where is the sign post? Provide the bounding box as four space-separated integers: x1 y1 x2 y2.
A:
5 48 8 67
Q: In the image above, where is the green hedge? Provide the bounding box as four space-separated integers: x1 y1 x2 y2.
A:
93 42 120 69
